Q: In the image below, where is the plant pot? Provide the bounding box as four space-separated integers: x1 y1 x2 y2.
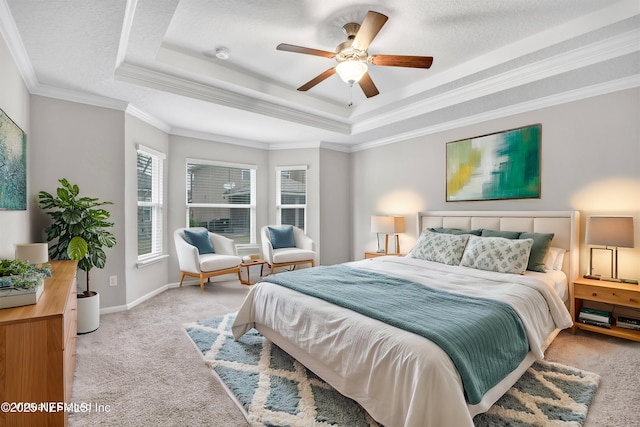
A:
77 291 100 334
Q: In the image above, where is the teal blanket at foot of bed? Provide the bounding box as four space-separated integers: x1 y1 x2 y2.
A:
266 264 529 405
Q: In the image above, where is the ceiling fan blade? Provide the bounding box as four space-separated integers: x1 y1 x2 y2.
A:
277 43 335 58
358 72 379 98
369 55 434 68
297 68 337 91
352 11 388 51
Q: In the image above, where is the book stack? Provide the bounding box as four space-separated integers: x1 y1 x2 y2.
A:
617 316 640 331
578 307 612 329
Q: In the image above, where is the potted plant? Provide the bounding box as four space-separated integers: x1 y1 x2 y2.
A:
0 259 51 309
38 178 116 333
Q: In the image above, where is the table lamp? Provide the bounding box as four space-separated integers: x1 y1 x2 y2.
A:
585 215 634 282
371 216 405 254
15 243 49 266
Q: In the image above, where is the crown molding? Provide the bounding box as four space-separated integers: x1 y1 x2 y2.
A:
0 0 37 90
170 127 270 150
267 141 322 151
115 0 137 69
318 141 352 153
126 104 171 132
31 83 129 111
350 76 640 152
114 61 352 135
352 28 640 136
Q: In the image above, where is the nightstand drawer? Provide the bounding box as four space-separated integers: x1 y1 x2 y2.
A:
574 284 640 308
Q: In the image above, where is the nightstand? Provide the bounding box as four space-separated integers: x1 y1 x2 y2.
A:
571 277 640 342
364 251 404 259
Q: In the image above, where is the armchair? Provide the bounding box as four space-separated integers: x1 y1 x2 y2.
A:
261 225 316 272
174 228 242 293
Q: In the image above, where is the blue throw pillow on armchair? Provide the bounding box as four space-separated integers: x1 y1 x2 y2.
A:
183 228 215 254
268 226 296 249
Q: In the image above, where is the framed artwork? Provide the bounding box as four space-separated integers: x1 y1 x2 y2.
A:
446 124 541 202
0 108 27 210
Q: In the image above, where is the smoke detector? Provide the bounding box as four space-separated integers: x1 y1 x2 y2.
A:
214 47 230 60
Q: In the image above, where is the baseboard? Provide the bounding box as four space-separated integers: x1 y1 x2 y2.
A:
99 282 182 314
98 277 239 314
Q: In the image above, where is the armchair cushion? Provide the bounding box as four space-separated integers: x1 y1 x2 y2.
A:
272 248 316 264
268 226 296 249
183 228 215 254
199 253 242 271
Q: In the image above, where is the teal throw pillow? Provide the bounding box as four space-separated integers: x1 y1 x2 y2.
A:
268 226 296 249
481 229 522 239
519 232 554 272
428 227 482 236
184 228 215 254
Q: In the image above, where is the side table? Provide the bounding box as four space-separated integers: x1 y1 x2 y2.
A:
571 277 640 342
240 259 268 285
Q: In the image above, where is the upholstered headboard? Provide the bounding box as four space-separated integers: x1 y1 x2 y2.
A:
417 211 580 281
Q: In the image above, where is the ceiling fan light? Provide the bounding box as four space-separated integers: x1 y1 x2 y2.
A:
336 61 368 84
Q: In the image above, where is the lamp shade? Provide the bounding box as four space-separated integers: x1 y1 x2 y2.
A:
15 243 49 264
336 61 368 84
585 216 634 248
371 216 405 233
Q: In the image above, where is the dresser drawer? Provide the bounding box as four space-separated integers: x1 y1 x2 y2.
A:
574 283 640 308
64 335 77 403
63 286 77 349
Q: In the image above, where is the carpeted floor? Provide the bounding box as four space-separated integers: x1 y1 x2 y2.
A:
70 279 640 426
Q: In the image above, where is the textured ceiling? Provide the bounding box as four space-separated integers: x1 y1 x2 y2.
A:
2 0 639 150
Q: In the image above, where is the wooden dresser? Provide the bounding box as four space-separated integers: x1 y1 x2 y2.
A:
0 260 78 426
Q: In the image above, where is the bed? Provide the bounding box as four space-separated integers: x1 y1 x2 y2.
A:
232 211 579 426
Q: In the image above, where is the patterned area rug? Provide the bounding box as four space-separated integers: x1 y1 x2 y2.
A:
184 313 600 427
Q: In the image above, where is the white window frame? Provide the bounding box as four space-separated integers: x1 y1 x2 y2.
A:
276 165 307 232
136 144 165 262
186 159 257 245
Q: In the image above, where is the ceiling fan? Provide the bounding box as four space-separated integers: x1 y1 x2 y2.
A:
277 11 433 98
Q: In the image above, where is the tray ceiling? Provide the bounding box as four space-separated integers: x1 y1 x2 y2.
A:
3 0 639 150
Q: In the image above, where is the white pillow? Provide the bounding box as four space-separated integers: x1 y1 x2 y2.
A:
544 246 566 271
460 235 533 274
408 230 469 265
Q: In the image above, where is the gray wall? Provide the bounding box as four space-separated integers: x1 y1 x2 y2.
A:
124 114 170 305
268 148 321 264
351 88 640 279
30 96 127 309
166 134 270 284
0 30 31 258
4 26 639 308
320 148 351 265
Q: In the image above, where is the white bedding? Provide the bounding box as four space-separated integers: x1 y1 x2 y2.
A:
232 256 573 427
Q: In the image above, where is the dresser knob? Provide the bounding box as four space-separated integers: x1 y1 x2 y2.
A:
592 293 597 297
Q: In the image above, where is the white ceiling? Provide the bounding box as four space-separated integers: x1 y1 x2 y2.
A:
2 0 639 151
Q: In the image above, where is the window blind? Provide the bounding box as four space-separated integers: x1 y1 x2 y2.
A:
137 146 164 258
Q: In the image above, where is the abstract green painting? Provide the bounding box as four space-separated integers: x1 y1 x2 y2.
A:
446 124 541 201
0 108 27 210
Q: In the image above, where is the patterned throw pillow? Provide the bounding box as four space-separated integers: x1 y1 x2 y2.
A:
408 230 469 265
460 235 533 274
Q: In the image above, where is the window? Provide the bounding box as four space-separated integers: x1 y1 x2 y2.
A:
276 166 307 231
137 145 165 259
186 159 256 245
